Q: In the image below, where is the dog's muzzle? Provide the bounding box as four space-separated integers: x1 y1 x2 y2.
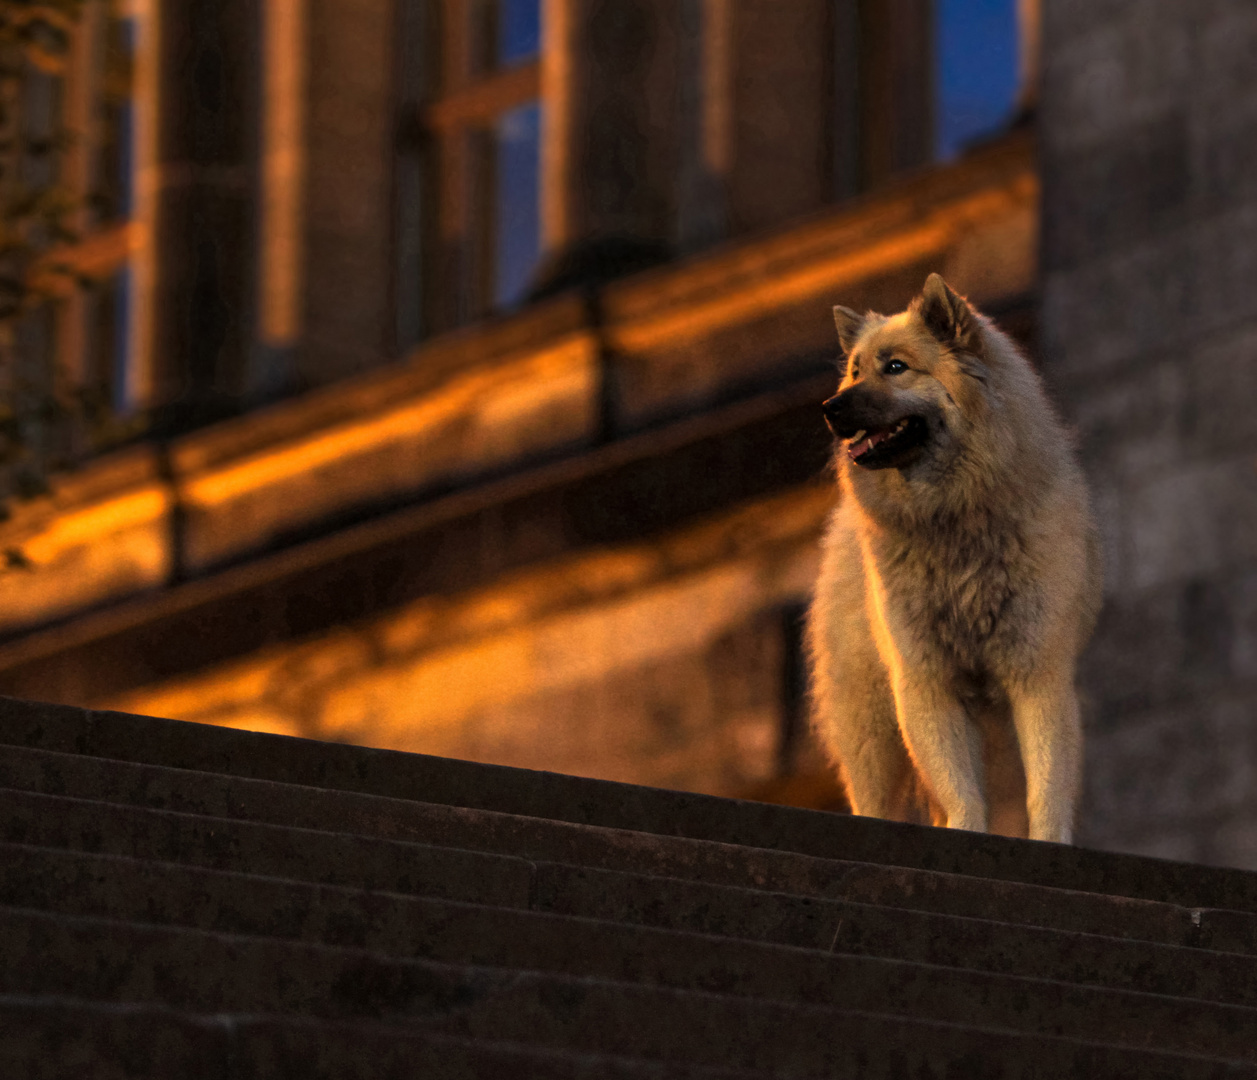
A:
821 389 881 440
821 388 930 469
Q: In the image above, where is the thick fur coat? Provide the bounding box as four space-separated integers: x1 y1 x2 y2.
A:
806 274 1100 843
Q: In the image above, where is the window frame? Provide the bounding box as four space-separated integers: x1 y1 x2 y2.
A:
409 0 542 335
48 0 149 429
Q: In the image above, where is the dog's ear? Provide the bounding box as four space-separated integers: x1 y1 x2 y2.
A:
913 274 981 353
833 306 865 354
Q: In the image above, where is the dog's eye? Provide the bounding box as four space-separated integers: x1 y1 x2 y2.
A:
884 359 908 375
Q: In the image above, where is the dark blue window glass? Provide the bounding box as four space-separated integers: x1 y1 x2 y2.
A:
113 18 137 217
86 267 132 412
112 267 132 409
494 101 542 307
98 16 136 220
499 0 540 66
935 0 1020 161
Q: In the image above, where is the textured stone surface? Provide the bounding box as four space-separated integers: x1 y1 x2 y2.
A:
6 701 1257 1076
11 784 1257 1006
87 480 828 798
0 998 745 1080
0 742 1237 948
9 699 1257 912
1041 0 1257 863
9 843 1257 1061
299 0 399 383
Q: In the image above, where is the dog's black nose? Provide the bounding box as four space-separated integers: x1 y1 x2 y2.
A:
823 387 887 440
821 394 848 438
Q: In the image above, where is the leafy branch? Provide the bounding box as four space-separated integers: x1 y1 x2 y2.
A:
0 0 106 508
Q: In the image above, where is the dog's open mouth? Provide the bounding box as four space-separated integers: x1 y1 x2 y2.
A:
847 415 929 468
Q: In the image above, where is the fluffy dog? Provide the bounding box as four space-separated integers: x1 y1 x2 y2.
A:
806 274 1100 843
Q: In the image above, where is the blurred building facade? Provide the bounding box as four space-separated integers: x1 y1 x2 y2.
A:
1041 1 1257 865
2 1 1250 865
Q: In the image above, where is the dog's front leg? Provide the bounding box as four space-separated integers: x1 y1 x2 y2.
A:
890 673 987 832
1008 677 1082 844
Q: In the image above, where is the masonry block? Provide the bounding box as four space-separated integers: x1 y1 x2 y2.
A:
1193 6 1257 103
1042 13 1190 154
1063 358 1186 478
1191 96 1257 216
1041 232 1194 378
1082 695 1257 837
1227 570 1257 683
1080 576 1238 720
1185 204 1257 339
301 0 403 382
1120 456 1257 592
1040 0 1137 51
1041 113 1190 273
1184 324 1257 460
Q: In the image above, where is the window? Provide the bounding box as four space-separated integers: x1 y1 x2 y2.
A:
53 0 144 434
10 53 66 478
93 13 136 224
78 5 138 413
836 0 1027 198
404 0 545 339
934 0 1022 161
494 99 541 308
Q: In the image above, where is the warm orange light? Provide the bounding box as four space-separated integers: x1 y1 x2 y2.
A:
610 179 1036 353
184 338 596 508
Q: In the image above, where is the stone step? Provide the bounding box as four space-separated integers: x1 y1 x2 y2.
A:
6 840 1257 1063
6 785 1257 1007
3 905 1253 1079
6 698 1253 1075
5 742 1249 951
5 698 1256 911
0 996 758 1080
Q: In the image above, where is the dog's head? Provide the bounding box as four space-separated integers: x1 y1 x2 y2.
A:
822 273 989 474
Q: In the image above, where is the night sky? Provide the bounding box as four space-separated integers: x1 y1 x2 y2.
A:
495 0 543 306
935 0 1021 160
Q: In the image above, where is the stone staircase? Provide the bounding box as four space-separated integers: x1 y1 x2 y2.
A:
1 697 1256 1077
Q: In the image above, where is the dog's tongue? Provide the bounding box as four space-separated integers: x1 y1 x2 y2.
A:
848 428 892 461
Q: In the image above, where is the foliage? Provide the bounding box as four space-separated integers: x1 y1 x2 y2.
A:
0 1 86 313
0 0 91 503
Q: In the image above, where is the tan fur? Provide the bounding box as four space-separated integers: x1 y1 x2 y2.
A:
806 274 1101 843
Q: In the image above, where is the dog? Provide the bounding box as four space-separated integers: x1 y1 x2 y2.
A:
805 274 1101 843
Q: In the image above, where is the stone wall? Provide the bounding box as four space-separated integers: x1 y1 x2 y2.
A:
1041 1 1257 864
300 0 403 382
107 486 832 801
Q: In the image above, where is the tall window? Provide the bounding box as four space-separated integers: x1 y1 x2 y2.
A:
76 6 137 416
11 49 66 481
933 0 1022 161
838 0 1026 199
404 0 544 339
40 0 144 455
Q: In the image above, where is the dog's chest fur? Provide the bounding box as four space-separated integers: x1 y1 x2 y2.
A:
877 508 1027 674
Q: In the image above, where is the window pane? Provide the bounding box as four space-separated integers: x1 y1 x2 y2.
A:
499 0 540 66
934 0 1019 161
87 268 131 412
21 68 64 191
97 16 136 221
494 101 541 308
